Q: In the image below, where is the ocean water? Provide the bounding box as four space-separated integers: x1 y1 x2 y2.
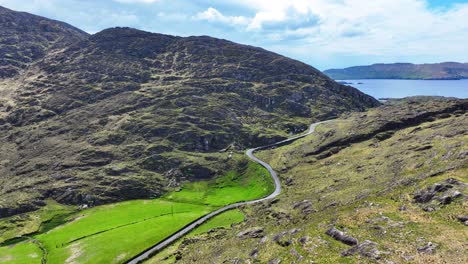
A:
339 79 468 99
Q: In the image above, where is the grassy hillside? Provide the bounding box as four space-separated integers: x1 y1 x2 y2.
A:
155 98 467 263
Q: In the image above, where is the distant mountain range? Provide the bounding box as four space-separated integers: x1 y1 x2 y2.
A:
324 62 468 80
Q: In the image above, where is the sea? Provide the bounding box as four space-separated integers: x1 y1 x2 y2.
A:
339 79 468 99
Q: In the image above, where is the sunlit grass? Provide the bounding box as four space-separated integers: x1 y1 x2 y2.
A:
0 162 272 264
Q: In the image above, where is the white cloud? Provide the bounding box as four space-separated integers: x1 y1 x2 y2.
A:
194 7 250 27
199 0 468 60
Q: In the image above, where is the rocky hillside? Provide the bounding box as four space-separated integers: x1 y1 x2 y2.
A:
0 7 379 218
158 98 467 263
324 62 468 80
0 6 88 78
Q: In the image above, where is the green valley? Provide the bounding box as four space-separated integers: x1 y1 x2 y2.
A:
0 162 272 264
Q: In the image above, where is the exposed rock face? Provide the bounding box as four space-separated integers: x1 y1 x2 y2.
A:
413 178 466 211
0 6 380 217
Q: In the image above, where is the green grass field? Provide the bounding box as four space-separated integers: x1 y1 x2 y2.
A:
0 162 271 264
0 241 43 264
164 162 274 206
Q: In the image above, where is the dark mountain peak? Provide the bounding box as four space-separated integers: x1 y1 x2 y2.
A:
0 5 87 36
89 27 177 56
0 5 10 11
179 34 269 57
92 27 173 40
86 27 324 81
0 5 88 78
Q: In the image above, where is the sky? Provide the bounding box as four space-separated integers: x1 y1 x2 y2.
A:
1 0 467 70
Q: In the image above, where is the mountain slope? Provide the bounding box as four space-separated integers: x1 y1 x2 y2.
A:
0 8 379 218
324 62 468 80
156 98 467 263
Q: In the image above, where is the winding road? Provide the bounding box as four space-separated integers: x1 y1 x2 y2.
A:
127 120 331 264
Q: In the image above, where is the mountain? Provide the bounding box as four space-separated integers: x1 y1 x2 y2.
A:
0 7 379 218
0 6 88 78
156 98 468 263
324 62 468 80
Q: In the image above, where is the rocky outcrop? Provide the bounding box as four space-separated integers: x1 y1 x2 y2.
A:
413 178 466 211
0 200 45 218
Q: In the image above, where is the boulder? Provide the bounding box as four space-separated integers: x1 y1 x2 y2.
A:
417 242 438 255
341 240 381 260
237 227 264 239
457 215 468 226
325 227 358 246
268 259 281 264
290 248 303 261
273 231 291 247
298 236 309 245
292 200 314 215
249 248 259 258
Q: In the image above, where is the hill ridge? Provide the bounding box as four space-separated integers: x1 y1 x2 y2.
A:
324 62 468 80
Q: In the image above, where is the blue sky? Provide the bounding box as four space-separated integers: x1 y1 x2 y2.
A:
1 0 467 70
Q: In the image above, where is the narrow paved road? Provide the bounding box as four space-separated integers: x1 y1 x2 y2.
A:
127 120 331 264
